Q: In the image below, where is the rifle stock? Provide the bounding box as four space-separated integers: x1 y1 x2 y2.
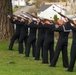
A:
19 14 30 20
53 9 76 26
26 12 38 19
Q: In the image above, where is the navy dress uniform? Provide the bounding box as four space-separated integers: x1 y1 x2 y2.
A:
39 21 55 64
35 22 46 60
67 21 76 72
25 21 37 57
8 17 22 50
50 21 71 68
18 20 28 54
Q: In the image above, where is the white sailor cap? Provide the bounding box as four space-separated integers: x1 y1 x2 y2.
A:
72 18 76 20
32 18 37 21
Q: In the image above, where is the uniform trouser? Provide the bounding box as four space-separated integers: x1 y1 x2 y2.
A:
42 39 54 63
35 38 44 60
51 42 68 67
18 33 28 53
25 37 36 57
8 32 20 50
67 43 76 71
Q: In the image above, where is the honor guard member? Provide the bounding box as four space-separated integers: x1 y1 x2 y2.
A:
50 18 71 68
18 17 28 54
25 18 37 57
35 20 46 60
41 19 55 64
66 19 76 72
8 15 22 50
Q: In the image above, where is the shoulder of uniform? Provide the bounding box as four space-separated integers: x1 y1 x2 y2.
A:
55 24 59 28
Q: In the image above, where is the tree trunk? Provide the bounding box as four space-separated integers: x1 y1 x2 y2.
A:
0 0 14 40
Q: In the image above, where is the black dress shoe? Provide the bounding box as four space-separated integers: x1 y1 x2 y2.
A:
8 49 13 50
42 62 48 64
64 66 68 68
66 69 73 72
19 53 23 54
34 58 40 60
49 64 56 67
24 56 29 58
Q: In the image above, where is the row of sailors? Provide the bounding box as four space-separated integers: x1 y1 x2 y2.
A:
7 15 76 72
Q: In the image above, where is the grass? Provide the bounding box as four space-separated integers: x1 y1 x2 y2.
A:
13 6 24 12
0 38 76 75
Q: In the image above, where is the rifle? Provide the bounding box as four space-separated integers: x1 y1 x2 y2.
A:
26 12 56 23
20 14 31 20
25 12 46 22
26 12 39 19
53 9 76 26
7 14 26 22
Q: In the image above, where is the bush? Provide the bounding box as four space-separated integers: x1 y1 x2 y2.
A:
53 14 58 22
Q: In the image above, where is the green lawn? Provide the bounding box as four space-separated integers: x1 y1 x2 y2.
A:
13 6 24 12
0 39 76 75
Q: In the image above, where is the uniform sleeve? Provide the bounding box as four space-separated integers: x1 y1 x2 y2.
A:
70 25 76 31
67 22 76 31
38 24 55 29
27 22 37 28
10 18 15 24
55 26 63 32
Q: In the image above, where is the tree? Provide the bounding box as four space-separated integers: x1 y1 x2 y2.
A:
35 0 42 9
28 7 37 15
47 0 60 2
35 0 46 9
0 0 14 40
47 0 67 2
70 0 76 14
26 0 30 5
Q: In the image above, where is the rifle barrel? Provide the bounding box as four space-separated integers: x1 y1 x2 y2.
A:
53 9 76 25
